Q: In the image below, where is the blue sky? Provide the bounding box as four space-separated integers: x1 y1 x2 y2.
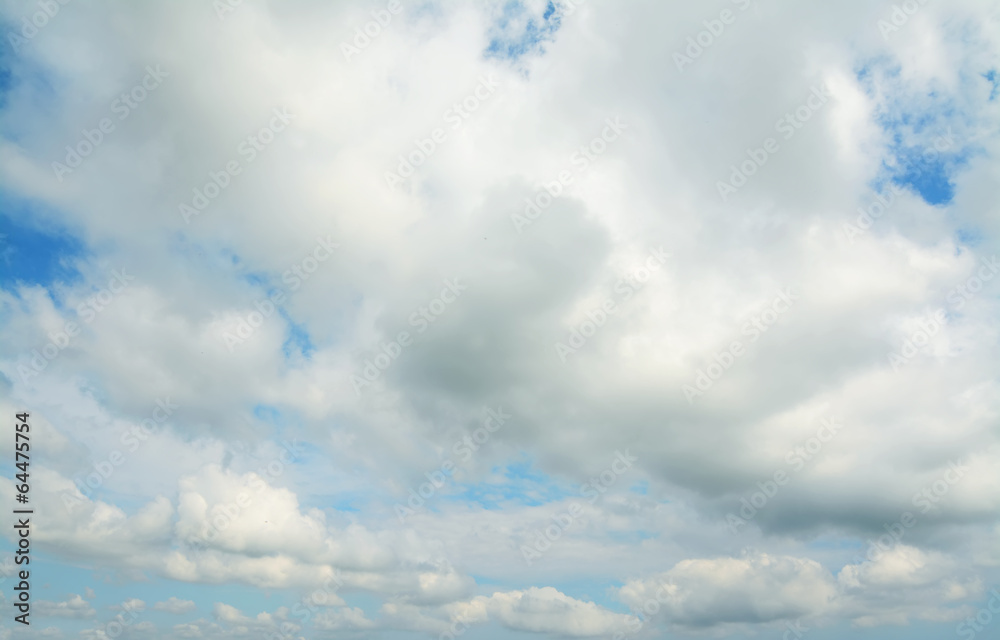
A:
0 205 87 291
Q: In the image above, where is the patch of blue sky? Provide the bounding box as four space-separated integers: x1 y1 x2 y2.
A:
172 241 316 360
854 68 969 205
321 495 363 512
985 69 999 101
0 198 88 293
955 228 982 248
334 592 381 618
166 233 242 276
444 483 522 510
854 53 1000 208
241 270 269 288
875 107 969 206
252 404 293 444
853 57 898 97
196 242 320 361
483 0 561 64
885 146 958 205
440 458 579 510
307 477 376 515
225 430 373 518
44 445 178 508
280 312 315 359
243 406 313 459
252 403 283 425
100 577 298 624
806 536 866 552
0 560 94 635
629 479 648 495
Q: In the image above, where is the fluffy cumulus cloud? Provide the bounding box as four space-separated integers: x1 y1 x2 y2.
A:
616 549 981 634
0 0 999 638
618 553 838 629
32 595 95 620
453 587 635 636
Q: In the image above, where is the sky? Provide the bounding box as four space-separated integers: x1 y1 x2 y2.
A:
0 0 999 639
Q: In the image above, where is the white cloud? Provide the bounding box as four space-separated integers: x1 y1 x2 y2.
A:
34 594 95 619
153 597 197 614
109 598 145 612
617 549 978 632
458 587 634 637
618 553 836 628
312 606 378 631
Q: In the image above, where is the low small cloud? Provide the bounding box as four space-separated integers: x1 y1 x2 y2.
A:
154 597 197 614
